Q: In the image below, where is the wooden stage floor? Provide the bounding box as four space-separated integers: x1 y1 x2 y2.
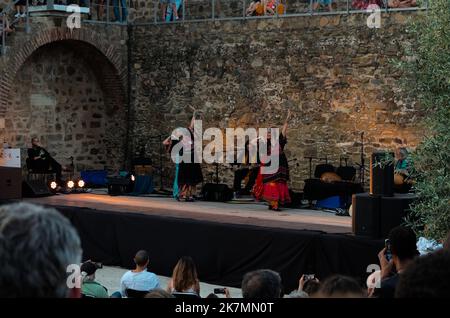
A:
24 192 353 234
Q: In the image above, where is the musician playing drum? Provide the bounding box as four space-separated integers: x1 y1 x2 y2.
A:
394 147 412 193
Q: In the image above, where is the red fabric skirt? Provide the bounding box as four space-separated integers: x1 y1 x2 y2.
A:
262 180 291 204
253 171 264 201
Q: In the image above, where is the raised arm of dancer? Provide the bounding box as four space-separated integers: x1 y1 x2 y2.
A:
282 109 291 137
189 107 197 130
163 136 171 146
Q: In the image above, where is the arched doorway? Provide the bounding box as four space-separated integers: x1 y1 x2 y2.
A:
2 39 127 173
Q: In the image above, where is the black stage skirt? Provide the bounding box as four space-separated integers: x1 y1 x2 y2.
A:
178 162 203 186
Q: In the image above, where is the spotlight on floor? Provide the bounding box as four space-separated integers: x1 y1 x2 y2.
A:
67 180 75 189
78 180 85 188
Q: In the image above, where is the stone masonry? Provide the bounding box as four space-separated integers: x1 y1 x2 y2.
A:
130 12 424 191
0 12 128 173
1 9 425 191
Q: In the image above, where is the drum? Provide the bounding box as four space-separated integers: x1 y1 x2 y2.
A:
394 173 405 186
320 172 342 183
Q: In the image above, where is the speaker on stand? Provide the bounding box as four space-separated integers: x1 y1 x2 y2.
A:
370 152 394 197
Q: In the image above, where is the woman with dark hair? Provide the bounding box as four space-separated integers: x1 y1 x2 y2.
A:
167 256 200 296
163 108 203 201
260 109 292 211
316 275 365 298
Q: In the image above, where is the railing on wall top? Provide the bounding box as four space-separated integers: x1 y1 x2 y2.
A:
1 0 428 57
82 0 428 25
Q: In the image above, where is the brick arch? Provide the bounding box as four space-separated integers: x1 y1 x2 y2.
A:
0 27 127 117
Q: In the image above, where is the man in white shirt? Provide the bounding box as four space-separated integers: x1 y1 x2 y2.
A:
119 250 160 297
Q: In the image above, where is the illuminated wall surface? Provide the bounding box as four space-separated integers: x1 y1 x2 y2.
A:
0 10 424 190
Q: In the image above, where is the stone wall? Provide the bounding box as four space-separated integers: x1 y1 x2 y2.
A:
4 42 124 171
0 14 129 174
130 12 424 191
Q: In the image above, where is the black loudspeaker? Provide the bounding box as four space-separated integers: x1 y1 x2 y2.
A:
352 193 381 238
0 167 22 199
107 176 132 196
285 190 303 208
370 152 394 197
201 183 233 202
22 179 52 197
353 193 417 239
380 194 416 238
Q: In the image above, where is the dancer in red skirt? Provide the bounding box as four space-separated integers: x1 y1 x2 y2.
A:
260 110 292 211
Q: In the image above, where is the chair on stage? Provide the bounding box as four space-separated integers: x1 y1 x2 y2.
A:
26 150 74 186
25 156 57 184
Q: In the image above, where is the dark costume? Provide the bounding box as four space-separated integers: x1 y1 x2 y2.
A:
233 140 259 195
255 133 291 209
169 128 203 199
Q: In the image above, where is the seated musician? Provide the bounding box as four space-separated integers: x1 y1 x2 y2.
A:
394 147 412 193
233 140 259 198
27 137 65 185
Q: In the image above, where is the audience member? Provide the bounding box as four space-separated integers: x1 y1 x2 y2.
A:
15 0 27 18
113 0 127 22
396 250 450 298
388 0 416 8
167 256 200 296
0 203 82 298
80 260 108 298
312 0 336 11
242 269 282 298
95 0 105 21
145 288 175 298
116 250 160 297
373 226 419 298
0 12 13 34
160 0 178 21
315 275 365 298
352 0 384 9
298 274 321 296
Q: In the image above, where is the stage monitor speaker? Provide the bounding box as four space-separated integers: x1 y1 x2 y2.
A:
0 167 22 199
370 152 394 197
107 176 132 196
22 179 52 197
353 193 416 239
201 183 233 202
380 194 416 238
352 193 381 238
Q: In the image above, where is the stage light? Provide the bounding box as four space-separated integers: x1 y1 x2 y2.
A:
50 181 57 190
67 180 75 189
78 180 85 188
131 174 135 182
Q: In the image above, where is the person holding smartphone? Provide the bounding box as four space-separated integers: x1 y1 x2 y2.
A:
372 226 419 298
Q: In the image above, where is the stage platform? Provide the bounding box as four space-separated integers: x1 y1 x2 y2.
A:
15 192 382 292
24 192 352 234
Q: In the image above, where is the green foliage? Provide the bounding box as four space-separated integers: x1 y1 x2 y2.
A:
396 0 450 241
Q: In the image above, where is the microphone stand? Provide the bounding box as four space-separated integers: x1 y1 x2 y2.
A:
304 156 315 179
355 132 366 186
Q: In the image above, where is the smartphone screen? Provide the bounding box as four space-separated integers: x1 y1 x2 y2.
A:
385 239 392 261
